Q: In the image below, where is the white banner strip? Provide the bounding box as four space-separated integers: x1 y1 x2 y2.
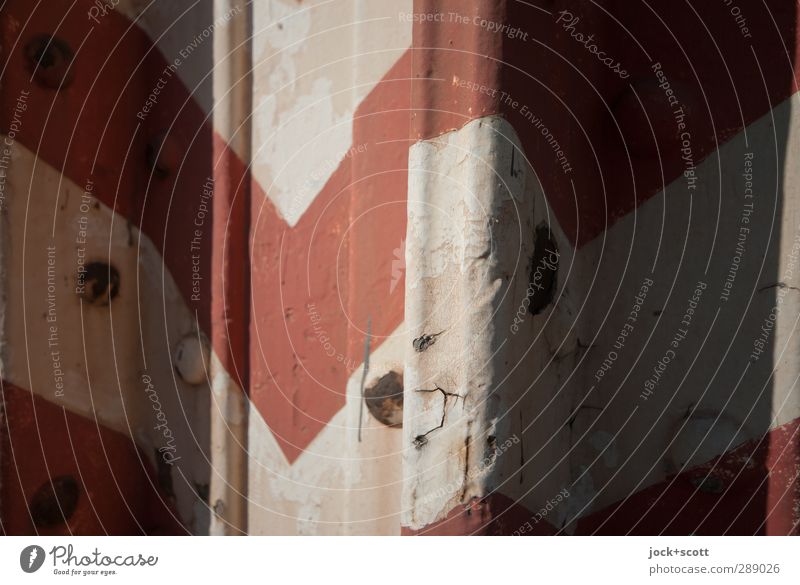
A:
1 536 799 583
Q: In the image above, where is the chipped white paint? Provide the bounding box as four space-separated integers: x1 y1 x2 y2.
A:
208 353 247 535
402 116 573 529
250 0 411 224
668 413 752 472
247 323 405 534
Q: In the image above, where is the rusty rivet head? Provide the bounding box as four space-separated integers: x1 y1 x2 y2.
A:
79 262 120 306
30 475 80 528
173 334 210 385
25 35 74 90
146 132 181 179
364 371 403 427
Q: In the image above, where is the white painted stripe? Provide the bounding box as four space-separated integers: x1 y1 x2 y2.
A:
247 322 405 534
250 0 411 225
2 141 210 530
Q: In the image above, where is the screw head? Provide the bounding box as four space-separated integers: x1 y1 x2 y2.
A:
79 262 120 306
25 35 74 90
173 334 210 385
364 371 404 427
29 475 80 528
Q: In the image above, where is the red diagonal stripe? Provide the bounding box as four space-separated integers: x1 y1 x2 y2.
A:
1 382 182 535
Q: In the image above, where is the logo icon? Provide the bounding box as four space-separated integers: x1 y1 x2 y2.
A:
20 545 45 573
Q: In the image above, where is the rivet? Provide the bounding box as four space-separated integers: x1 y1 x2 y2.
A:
25 35 74 90
79 262 120 306
364 370 404 427
213 499 225 517
29 475 80 528
413 331 443 353
173 334 210 385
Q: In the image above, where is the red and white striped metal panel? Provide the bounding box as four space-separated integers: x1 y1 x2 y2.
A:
1 0 798 536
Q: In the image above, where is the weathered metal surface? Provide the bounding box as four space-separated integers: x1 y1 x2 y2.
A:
1 0 799 536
